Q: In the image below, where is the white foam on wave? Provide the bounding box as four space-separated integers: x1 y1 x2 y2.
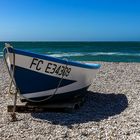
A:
90 52 140 56
0 51 140 58
48 52 85 57
48 52 140 57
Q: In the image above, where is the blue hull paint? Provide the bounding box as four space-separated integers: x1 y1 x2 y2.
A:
7 47 101 69
4 46 100 102
14 66 76 94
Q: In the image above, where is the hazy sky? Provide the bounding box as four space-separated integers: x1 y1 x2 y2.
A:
0 0 140 41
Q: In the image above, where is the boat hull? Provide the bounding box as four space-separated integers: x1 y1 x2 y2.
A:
21 86 89 103
4 47 100 102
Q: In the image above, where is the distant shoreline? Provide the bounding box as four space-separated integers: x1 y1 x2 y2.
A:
1 41 140 43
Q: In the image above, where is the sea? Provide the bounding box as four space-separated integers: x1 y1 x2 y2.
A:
0 41 140 62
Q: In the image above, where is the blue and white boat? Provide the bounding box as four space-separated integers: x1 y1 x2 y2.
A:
3 43 101 102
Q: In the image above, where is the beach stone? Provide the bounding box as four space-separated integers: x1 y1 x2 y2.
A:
0 60 140 139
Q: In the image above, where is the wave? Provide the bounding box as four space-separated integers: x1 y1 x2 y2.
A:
0 51 140 59
48 52 85 57
90 52 140 56
48 52 140 57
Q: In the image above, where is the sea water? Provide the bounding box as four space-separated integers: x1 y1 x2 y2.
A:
0 41 140 62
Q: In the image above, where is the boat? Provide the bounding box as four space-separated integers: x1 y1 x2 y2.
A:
3 43 101 103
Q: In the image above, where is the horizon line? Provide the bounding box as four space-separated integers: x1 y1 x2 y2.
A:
0 40 140 42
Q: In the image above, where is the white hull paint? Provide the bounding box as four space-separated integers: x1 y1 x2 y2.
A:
4 46 100 102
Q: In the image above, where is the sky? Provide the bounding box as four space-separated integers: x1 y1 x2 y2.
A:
0 0 140 41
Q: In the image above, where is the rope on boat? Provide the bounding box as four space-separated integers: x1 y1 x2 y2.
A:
22 58 69 103
3 44 18 95
3 43 69 121
3 43 69 104
3 43 18 121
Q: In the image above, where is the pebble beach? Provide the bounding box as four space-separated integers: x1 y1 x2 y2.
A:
0 59 140 140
